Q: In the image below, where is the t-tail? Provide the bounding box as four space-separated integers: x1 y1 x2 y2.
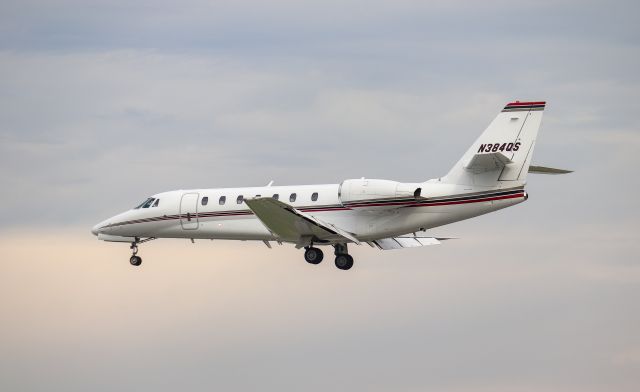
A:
442 101 548 188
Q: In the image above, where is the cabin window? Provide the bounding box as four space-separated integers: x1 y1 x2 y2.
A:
311 192 318 201
219 196 226 205
152 199 160 207
237 195 244 204
255 194 261 198
201 196 209 206
142 198 155 208
272 194 279 200
289 193 297 202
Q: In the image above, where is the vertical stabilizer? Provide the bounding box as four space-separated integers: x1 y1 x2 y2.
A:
442 101 546 187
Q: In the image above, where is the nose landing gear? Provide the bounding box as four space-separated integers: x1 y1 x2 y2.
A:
129 243 142 266
129 255 142 266
127 237 155 267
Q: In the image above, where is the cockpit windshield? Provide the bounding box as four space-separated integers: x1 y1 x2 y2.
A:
134 197 161 209
134 198 154 209
142 198 155 208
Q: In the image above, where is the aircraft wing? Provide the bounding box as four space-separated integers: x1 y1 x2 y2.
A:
244 197 360 246
372 235 454 250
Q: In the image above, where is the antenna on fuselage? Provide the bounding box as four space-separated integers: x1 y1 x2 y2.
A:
266 180 274 187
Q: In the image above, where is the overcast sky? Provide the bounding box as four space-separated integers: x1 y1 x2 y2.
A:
0 1 639 391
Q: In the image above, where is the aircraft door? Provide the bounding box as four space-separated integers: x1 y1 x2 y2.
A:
180 193 199 230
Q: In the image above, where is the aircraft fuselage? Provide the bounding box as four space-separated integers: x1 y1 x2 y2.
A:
93 181 526 243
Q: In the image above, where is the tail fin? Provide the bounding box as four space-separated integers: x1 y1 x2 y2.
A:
442 101 546 187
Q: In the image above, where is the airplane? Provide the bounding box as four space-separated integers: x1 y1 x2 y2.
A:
92 100 571 270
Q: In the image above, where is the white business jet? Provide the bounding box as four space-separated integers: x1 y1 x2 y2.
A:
92 101 570 270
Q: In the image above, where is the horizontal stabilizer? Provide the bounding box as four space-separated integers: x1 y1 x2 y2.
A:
528 165 573 175
464 152 513 174
373 235 454 250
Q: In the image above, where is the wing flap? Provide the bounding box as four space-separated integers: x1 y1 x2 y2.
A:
373 235 449 250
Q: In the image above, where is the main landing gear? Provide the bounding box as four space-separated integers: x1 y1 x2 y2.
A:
304 247 324 264
302 243 354 270
333 243 353 270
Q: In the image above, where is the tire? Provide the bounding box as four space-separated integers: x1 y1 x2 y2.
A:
130 256 142 266
304 247 324 264
334 254 353 270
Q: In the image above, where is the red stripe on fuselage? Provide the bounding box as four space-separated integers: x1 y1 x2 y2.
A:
346 192 525 208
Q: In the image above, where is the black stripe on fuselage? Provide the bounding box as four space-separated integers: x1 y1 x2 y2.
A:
501 105 545 112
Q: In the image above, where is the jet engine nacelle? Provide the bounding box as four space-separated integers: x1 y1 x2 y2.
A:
339 179 422 204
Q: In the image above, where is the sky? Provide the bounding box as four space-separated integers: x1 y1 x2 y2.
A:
0 1 639 391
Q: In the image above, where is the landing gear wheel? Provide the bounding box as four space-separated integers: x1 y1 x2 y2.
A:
129 255 142 266
334 254 354 270
304 247 324 264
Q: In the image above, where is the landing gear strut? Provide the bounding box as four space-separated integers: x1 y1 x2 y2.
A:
129 242 142 266
127 237 156 267
333 243 354 270
304 247 324 264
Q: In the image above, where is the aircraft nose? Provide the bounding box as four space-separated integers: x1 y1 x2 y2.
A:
92 220 110 236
